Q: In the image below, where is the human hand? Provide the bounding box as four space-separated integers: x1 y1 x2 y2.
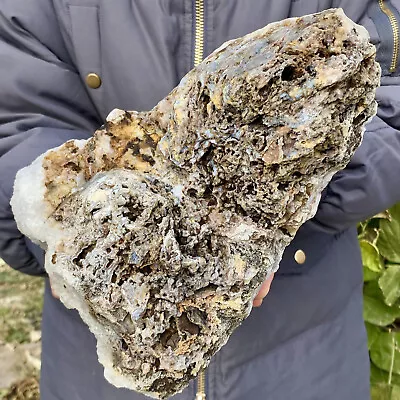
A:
253 273 274 307
50 279 59 299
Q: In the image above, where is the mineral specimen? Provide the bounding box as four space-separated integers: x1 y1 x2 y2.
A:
11 8 380 399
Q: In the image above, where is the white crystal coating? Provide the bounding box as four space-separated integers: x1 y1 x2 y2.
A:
11 9 380 399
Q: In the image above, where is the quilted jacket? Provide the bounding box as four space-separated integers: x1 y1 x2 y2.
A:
1 1 400 399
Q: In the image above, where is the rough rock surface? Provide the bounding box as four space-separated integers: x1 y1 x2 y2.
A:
11 9 380 399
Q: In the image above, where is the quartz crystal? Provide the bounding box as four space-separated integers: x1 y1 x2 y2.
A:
11 8 380 399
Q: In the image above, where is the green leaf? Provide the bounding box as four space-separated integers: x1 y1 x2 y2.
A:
364 280 395 304
379 264 400 306
364 281 400 326
365 265 382 282
371 362 400 386
371 384 391 400
392 385 400 399
371 363 389 385
361 240 383 272
377 203 400 264
370 384 400 400
363 295 400 326
370 331 400 375
365 280 386 298
366 322 382 350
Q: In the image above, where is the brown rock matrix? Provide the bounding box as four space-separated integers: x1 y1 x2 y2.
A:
11 8 380 399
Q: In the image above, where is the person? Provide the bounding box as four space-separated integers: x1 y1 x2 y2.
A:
0 1 400 399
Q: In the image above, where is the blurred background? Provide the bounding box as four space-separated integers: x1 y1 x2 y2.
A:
0 259 43 400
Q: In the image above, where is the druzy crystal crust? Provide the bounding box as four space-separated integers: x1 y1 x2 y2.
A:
11 9 380 399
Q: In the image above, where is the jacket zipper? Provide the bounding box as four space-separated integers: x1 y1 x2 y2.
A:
195 369 206 400
193 0 205 67
193 1 207 396
378 0 400 72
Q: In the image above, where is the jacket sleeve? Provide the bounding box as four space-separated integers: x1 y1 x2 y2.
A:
311 77 400 234
0 1 101 275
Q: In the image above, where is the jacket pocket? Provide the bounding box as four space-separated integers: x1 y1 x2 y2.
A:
276 221 338 276
368 0 400 76
68 4 106 117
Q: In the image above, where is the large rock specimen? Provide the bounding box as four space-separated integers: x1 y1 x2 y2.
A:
11 8 380 399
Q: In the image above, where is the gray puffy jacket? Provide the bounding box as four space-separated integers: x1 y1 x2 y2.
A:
1 1 400 399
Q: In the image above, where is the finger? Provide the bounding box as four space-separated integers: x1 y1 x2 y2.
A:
50 281 60 299
253 273 274 307
253 299 263 307
255 273 274 299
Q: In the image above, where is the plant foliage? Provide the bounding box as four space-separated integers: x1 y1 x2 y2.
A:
360 203 400 399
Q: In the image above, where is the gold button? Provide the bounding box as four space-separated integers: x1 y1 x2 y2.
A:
86 73 102 89
294 249 306 264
